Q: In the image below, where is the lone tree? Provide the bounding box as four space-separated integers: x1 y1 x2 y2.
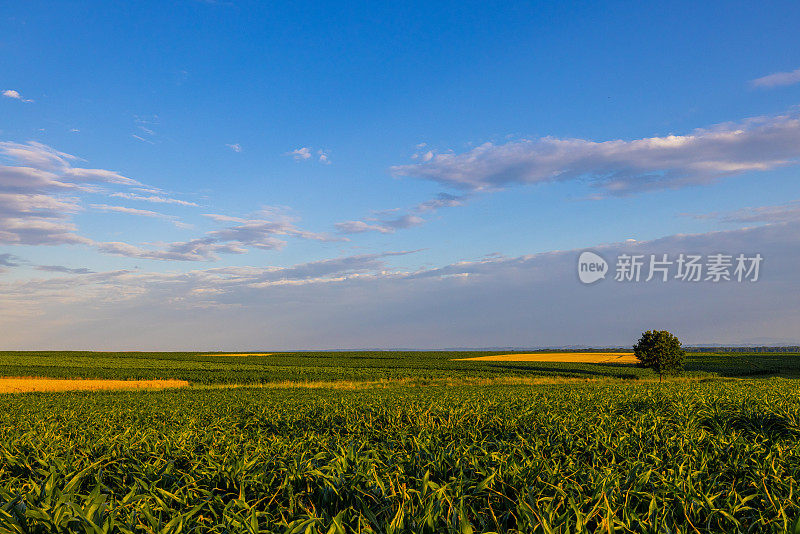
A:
633 330 686 381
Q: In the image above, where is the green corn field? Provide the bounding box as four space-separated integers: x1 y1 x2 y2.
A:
1 353 799 533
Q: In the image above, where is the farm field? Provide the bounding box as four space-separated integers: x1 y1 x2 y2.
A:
0 352 799 532
0 377 188 394
1 350 800 385
454 352 639 364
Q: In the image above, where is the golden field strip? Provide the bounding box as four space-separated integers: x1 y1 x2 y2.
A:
454 352 639 363
0 377 189 394
1 375 723 395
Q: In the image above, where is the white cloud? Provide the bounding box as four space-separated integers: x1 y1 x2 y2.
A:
336 193 466 234
336 214 424 234
90 203 189 228
0 193 81 217
0 140 187 245
95 209 341 262
694 199 800 225
415 192 466 212
132 187 167 194
2 90 33 103
0 182 86 245
65 168 140 186
202 213 246 223
0 216 90 246
751 67 800 88
0 144 88 245
226 143 242 153
36 265 94 274
287 147 331 164
133 115 158 142
204 209 340 247
109 192 199 207
288 147 312 161
95 239 247 262
335 220 394 234
0 141 79 170
391 109 800 195
0 166 72 192
132 134 155 145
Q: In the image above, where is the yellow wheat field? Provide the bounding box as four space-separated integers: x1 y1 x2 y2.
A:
454 352 639 364
0 377 190 394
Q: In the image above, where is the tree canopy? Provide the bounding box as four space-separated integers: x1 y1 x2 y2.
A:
633 330 686 380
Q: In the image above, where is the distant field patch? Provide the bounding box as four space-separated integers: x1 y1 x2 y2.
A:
205 353 274 357
0 377 189 394
455 352 639 364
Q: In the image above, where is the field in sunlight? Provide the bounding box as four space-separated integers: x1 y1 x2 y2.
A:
2 378 799 532
206 353 274 357
0 377 189 394
1 350 800 384
455 352 639 364
1 352 800 531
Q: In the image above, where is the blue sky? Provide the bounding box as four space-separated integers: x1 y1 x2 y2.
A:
2 1 800 349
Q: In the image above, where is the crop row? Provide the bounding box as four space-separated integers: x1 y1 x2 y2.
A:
1 379 799 532
0 351 798 384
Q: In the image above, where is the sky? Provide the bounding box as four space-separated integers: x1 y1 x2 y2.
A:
1 0 800 350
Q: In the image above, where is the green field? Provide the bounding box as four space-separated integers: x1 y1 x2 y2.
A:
1 350 800 383
1 352 800 533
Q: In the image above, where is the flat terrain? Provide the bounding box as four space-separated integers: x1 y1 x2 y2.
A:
1 351 799 532
0 377 188 393
1 349 799 384
455 352 638 363
208 352 274 357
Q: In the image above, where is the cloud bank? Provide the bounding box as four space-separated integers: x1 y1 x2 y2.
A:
0 141 114 245
0 140 332 261
2 222 797 349
392 110 800 195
